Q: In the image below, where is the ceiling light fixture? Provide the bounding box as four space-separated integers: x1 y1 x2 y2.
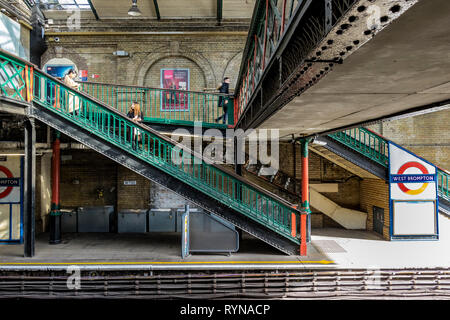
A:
128 0 142 17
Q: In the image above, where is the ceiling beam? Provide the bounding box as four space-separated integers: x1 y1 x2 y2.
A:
217 0 223 25
87 0 99 20
153 0 161 20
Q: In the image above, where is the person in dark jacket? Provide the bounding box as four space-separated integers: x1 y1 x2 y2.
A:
215 77 230 124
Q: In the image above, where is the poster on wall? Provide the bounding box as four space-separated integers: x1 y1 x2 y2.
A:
160 69 190 111
388 141 438 240
46 65 74 79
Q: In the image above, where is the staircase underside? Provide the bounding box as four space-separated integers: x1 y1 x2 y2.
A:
310 136 387 180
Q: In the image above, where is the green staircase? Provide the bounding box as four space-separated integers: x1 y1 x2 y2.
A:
0 49 305 254
328 128 449 203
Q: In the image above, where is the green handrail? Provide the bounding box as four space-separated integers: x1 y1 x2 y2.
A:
328 127 389 167
328 127 449 202
79 81 234 129
0 49 302 244
437 169 449 202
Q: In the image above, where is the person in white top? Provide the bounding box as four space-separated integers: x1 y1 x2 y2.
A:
63 69 80 113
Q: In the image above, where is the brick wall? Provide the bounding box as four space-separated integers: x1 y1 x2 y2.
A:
149 183 193 209
117 166 151 211
360 178 390 240
367 109 450 169
59 151 117 208
42 33 247 91
57 150 187 213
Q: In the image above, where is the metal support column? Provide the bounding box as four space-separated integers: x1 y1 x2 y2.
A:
23 118 36 257
49 131 61 244
300 138 312 256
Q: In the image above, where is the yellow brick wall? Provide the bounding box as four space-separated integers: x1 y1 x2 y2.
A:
367 109 450 169
117 166 151 211
360 179 390 240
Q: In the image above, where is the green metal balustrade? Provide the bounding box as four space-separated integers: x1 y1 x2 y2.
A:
328 127 449 202
437 169 450 202
79 81 234 129
0 50 302 245
328 128 389 167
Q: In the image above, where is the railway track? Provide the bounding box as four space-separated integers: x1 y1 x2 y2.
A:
0 268 449 299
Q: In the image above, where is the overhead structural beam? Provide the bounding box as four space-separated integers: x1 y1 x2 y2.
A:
153 0 161 20
87 0 100 20
217 0 223 25
307 99 450 140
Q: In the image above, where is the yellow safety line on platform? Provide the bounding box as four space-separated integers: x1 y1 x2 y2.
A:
0 260 334 266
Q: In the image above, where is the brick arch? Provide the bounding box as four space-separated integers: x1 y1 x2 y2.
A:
41 47 88 72
134 50 216 88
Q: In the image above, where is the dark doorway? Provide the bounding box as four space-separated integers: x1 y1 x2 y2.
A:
373 206 384 236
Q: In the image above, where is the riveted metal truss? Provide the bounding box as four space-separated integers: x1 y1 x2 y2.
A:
234 0 419 131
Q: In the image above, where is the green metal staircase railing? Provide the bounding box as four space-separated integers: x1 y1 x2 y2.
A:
328 128 449 202
0 49 303 246
79 81 235 129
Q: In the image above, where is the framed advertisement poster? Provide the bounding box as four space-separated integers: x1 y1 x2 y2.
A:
160 68 190 111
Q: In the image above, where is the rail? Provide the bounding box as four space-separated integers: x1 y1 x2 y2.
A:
79 81 234 128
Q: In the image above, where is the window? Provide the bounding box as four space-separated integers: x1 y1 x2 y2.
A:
38 0 91 10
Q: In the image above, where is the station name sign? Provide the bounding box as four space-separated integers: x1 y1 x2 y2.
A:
388 142 438 240
0 178 20 187
390 174 435 183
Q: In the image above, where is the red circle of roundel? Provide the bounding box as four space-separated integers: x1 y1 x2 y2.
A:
0 166 14 199
397 161 429 194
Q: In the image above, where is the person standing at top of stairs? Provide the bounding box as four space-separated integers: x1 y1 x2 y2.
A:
215 77 230 124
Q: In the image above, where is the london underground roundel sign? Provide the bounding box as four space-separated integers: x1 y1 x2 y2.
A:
0 166 14 199
397 161 429 195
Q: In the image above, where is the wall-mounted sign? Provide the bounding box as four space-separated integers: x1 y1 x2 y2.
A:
123 181 137 186
0 157 23 244
389 142 438 240
160 69 190 111
46 65 74 79
79 70 88 82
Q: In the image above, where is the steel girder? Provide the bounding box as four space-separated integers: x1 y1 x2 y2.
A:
234 0 419 132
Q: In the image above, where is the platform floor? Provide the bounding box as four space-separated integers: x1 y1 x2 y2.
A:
0 213 449 270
